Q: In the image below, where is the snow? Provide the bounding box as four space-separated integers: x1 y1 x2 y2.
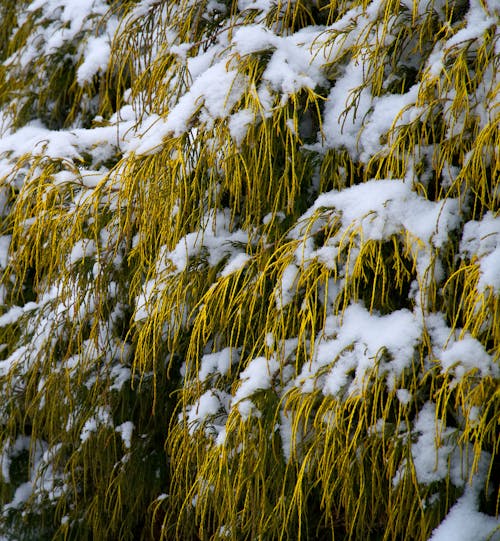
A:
233 25 275 55
69 239 97 265
198 347 236 381
0 436 31 484
185 390 229 437
429 485 500 541
27 0 108 23
460 212 500 293
396 388 411 405
446 0 496 48
80 407 113 443
357 84 420 160
0 122 131 161
4 482 32 510
134 211 248 322
0 346 29 377
116 422 134 449
0 236 10 269
323 59 372 157
279 409 294 462
164 211 248 274
77 35 112 85
261 31 326 97
296 303 422 396
220 252 251 277
400 0 431 17
440 335 498 382
131 62 246 153
233 356 278 401
228 109 255 146
411 402 453 485
300 179 460 248
276 263 300 309
109 365 131 391
0 306 25 328
237 0 274 13
232 356 279 419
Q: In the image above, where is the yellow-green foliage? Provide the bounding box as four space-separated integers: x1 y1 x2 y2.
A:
0 0 498 540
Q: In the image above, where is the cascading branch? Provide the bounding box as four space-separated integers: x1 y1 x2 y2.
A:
0 0 498 539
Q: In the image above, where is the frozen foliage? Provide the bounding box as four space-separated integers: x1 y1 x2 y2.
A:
0 0 498 540
295 303 422 395
198 347 236 381
0 0 118 131
460 212 500 293
115 421 134 449
429 485 500 541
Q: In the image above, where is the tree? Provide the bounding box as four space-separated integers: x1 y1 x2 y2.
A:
0 0 498 539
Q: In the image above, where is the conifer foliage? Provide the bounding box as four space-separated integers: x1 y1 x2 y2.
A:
0 0 499 539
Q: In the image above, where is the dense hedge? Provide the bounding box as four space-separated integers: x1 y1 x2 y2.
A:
0 1 498 539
